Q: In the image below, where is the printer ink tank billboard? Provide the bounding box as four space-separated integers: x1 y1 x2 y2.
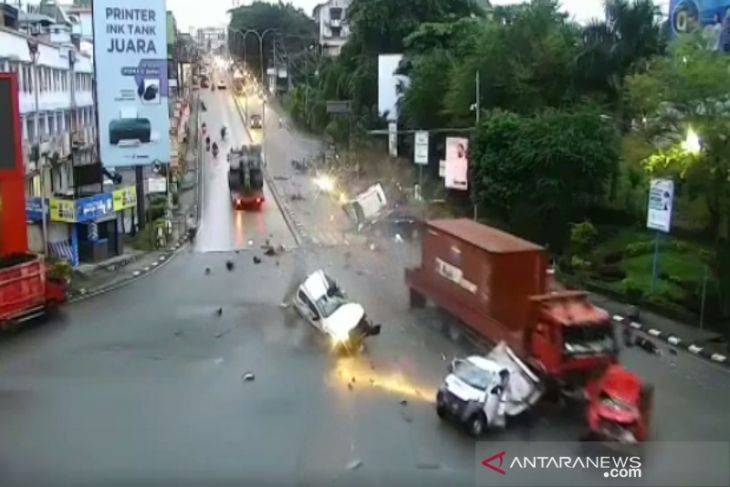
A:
92 1 170 167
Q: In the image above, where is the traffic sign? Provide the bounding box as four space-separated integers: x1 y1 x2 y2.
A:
414 131 429 165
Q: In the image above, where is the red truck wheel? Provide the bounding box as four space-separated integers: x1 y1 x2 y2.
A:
409 289 426 308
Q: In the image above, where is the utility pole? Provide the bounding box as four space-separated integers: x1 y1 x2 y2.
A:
28 39 48 255
472 70 480 221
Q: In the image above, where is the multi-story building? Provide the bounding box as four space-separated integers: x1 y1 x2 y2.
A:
0 3 102 264
313 0 351 57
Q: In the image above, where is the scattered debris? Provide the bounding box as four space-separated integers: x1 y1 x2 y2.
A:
636 336 658 354
347 382 354 391
274 175 290 181
248 239 254 246
264 247 276 257
400 399 408 406
669 348 678 355
290 193 306 202
174 331 184 337
242 372 255 382
226 260 234 271
279 301 290 309
369 243 377 251
79 288 87 295
346 459 363 471
440 353 447 361
213 358 223 365
253 256 262 264
235 250 240 254
394 233 404 243
205 267 211 275
216 308 223 316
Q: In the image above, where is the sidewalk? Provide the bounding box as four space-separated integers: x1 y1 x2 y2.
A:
67 92 201 301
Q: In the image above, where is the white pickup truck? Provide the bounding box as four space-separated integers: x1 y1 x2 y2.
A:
436 342 543 437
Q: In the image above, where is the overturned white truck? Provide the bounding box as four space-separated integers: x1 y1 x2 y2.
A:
436 342 543 437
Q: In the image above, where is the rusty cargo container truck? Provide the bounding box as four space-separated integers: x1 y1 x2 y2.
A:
406 219 617 389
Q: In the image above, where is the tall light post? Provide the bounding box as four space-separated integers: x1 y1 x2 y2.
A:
27 38 48 256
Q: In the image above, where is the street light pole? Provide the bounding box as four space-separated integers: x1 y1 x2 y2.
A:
28 39 48 255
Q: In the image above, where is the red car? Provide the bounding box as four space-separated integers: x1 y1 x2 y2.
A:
586 364 653 443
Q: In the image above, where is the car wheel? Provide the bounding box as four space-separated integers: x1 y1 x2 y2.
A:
436 403 447 419
467 413 486 438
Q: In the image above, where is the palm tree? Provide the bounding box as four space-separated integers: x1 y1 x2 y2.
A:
577 0 664 100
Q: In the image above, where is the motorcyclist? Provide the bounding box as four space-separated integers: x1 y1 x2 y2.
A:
221 126 227 140
205 136 211 151
200 101 207 111
202 122 207 136
212 142 219 157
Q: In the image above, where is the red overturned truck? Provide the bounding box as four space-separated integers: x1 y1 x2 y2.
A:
0 73 67 330
406 219 652 442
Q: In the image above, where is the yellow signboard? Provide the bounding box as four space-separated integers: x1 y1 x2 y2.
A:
49 198 76 223
113 186 137 211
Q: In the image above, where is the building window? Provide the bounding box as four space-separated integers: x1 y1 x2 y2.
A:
330 7 343 20
26 117 35 142
48 114 55 136
65 111 71 132
57 112 63 133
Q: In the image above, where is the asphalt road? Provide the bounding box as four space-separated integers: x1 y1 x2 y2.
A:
0 85 728 487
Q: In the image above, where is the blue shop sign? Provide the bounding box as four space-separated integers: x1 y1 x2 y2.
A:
26 197 48 221
76 193 114 222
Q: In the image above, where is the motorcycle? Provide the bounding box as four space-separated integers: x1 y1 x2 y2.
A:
221 127 227 140
212 143 219 158
201 101 207 111
205 136 211 152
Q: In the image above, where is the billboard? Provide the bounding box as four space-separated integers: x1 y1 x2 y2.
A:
378 54 408 121
93 1 170 167
444 137 469 191
670 0 730 51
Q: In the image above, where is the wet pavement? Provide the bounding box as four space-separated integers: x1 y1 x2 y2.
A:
1 83 729 487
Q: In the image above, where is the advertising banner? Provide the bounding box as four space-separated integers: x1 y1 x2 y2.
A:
113 186 137 211
647 179 674 233
388 122 398 158
50 198 77 223
93 1 170 167
670 0 730 51
49 194 115 223
445 137 469 191
26 197 48 221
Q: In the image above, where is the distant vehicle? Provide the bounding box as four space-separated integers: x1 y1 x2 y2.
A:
217 80 227 89
293 270 381 351
249 114 262 129
436 343 542 437
228 144 265 210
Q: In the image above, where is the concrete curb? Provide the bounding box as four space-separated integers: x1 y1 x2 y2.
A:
611 314 729 368
67 236 189 304
231 94 303 246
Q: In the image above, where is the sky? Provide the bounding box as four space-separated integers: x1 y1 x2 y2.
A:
166 0 672 33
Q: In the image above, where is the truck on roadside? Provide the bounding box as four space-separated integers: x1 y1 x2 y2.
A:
406 219 652 439
228 144 265 210
0 253 67 330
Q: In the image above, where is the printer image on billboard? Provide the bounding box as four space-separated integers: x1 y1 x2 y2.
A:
108 107 154 146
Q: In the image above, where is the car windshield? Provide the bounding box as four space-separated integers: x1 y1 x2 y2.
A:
563 324 616 356
453 360 493 391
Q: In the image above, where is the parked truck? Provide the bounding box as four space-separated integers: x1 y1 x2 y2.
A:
0 253 67 330
228 144 265 210
406 219 651 439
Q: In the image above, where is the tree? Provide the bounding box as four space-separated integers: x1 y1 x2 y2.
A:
472 107 619 249
442 0 582 125
229 1 316 75
576 0 664 104
626 35 730 239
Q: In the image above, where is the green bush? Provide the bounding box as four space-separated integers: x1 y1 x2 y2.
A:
570 221 599 257
624 241 654 257
622 278 644 302
571 255 592 271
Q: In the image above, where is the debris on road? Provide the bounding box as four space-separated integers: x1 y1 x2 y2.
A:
636 336 659 354
253 256 262 264
226 260 234 271
440 353 447 361
174 331 184 337
264 246 276 257
279 301 290 309
248 239 254 246
242 372 255 382
290 193 305 202
346 459 362 471
394 233 404 243
205 267 211 275
400 399 408 406
274 175 289 181
216 307 223 316
347 382 354 391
